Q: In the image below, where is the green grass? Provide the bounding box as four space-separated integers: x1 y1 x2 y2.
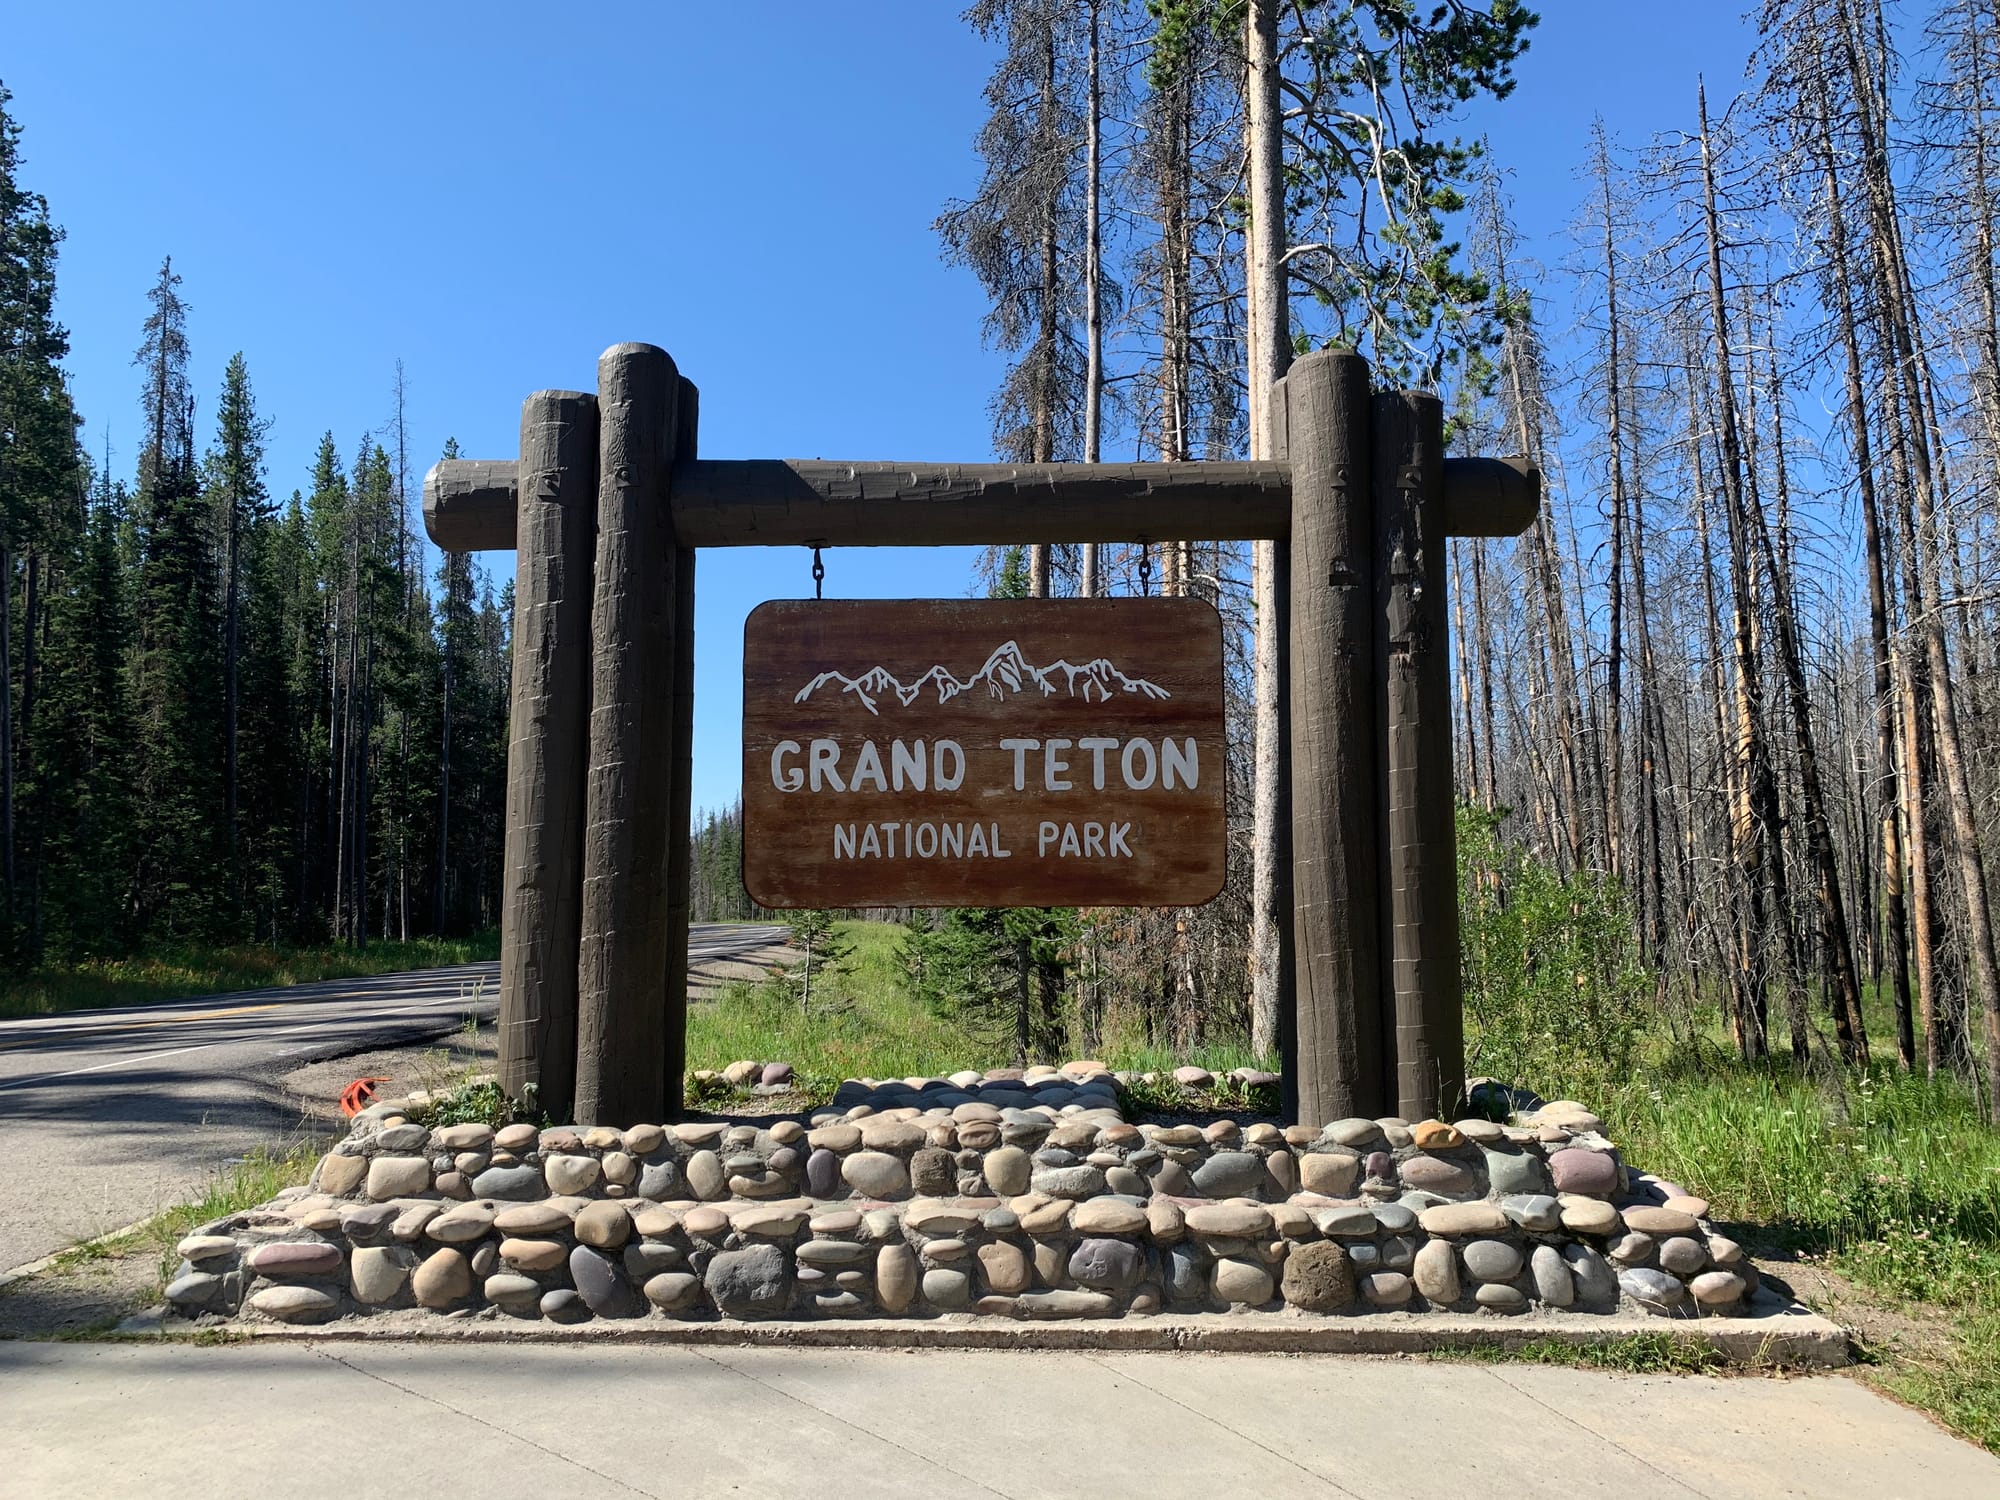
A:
1426 1333 1735 1374
0 933 500 1019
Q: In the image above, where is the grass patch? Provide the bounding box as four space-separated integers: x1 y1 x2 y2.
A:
0 933 500 1020
1427 1333 1735 1375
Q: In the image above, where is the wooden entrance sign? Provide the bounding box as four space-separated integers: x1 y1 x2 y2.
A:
742 598 1227 909
425 342 1541 1129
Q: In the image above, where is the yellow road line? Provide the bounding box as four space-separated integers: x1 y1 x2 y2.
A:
0 1003 285 1051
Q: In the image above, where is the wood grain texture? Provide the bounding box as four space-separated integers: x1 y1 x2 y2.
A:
1267 375 1300 1128
575 344 682 1127
1374 391 1464 1121
1286 348 1383 1124
742 599 1226 909
499 390 597 1124
663 375 700 1122
422 455 1540 552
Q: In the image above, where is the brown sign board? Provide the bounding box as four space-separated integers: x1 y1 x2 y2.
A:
742 598 1228 909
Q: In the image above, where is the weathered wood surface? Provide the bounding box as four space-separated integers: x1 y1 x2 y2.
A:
742 598 1228 909
663 375 700 1118
499 390 597 1124
423 455 1539 552
575 344 683 1127
1374 391 1464 1121
1285 348 1384 1124
1267 375 1300 1127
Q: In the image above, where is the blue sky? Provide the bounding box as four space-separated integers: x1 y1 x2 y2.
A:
7 1 1762 815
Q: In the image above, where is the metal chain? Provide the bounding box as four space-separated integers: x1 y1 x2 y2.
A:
1137 542 1151 597
811 544 826 601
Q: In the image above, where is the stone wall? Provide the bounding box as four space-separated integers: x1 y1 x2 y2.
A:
165 1067 1755 1327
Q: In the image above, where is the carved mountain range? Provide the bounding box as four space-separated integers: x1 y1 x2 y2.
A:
795 640 1171 715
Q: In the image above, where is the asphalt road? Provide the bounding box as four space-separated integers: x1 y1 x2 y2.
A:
0 923 786 1273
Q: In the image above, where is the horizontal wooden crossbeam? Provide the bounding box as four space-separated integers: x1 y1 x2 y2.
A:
424 455 1539 553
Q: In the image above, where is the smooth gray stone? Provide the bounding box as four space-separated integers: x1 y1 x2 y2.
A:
1033 1148 1080 1168
796 1239 872 1268
539 1288 587 1321
1475 1282 1528 1313
981 1208 1019 1233
1347 1243 1381 1270
470 1164 544 1200
1483 1147 1552 1196
1014 1289 1118 1319
1381 1235 1418 1271
1190 1151 1263 1198
623 1242 685 1278
704 1244 791 1316
1315 1203 1380 1237
338 1202 400 1243
1563 1243 1619 1307
637 1158 680 1200
1501 1193 1562 1232
1370 1203 1418 1234
1031 1165 1107 1200
805 1148 841 1197
1165 1243 1205 1303
1532 1245 1576 1306
1461 1239 1524 1283
166 1272 222 1308
1619 1267 1690 1313
1069 1237 1145 1291
568 1246 641 1318
922 1268 971 1309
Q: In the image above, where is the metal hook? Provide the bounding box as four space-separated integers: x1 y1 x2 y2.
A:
810 543 826 601
1137 541 1151 598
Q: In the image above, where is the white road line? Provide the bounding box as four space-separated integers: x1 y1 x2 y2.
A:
0 995 494 1094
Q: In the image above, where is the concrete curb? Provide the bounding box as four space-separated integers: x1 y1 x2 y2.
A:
154 1291 1851 1368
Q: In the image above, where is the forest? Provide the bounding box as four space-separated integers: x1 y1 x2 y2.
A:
0 90 514 963
795 0 2000 1131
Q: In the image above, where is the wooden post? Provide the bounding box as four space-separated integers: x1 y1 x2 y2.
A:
1286 348 1382 1123
663 376 701 1119
575 344 683 1126
1375 391 1463 1120
499 389 598 1123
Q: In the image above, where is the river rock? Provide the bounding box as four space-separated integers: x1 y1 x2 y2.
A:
684 1150 725 1200
1622 1205 1700 1237
1658 1235 1708 1275
248 1241 343 1278
349 1246 412 1304
1015 1289 1118 1318
1690 1270 1747 1307
1413 1239 1460 1303
1069 1237 1145 1291
1460 1239 1523 1284
638 1271 697 1311
1399 1156 1476 1196
1300 1151 1360 1196
1563 1243 1619 1307
251 1286 337 1323
838 1151 905 1198
1072 1199 1148 1235
166 1271 223 1309
1212 1257 1273 1305
1559 1197 1621 1235
1483 1149 1551 1196
1619 1267 1689 1313
1185 1202 1273 1239
412 1248 472 1308
1501 1194 1562 1232
1418 1202 1509 1236
978 1240 1031 1294
1362 1271 1413 1306
573 1200 632 1250
1475 1283 1527 1313
1531 1245 1575 1306
1607 1231 1655 1265
470 1163 544 1202
922 1268 971 1308
543 1154 601 1196
365 1157 431 1201
317 1153 367 1196
1548 1148 1618 1195
1190 1152 1263 1198
980 1145 1029 1196
876 1243 918 1312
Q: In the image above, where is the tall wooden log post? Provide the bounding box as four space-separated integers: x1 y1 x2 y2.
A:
664 376 701 1115
575 345 686 1126
499 390 599 1122
1374 391 1464 1120
1287 348 1383 1123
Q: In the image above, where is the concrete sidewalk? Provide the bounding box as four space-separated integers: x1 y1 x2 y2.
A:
5 1342 1992 1499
